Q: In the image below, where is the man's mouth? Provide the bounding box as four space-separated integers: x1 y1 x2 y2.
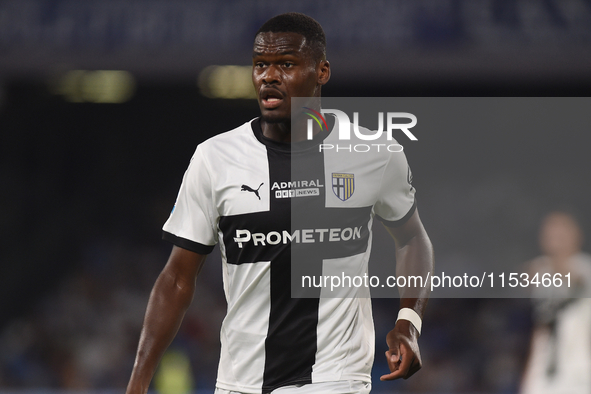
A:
261 91 284 109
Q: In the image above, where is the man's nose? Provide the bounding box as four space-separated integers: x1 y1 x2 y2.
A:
262 65 280 85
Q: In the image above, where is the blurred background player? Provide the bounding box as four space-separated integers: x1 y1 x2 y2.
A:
520 211 591 394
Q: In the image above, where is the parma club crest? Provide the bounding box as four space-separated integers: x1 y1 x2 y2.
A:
332 173 355 201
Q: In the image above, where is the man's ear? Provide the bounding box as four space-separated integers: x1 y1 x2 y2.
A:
317 60 331 86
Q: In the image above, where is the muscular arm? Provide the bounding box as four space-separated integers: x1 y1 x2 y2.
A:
380 208 434 380
126 246 207 394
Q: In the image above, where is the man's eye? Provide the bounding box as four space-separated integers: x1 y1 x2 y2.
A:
284 62 294 68
255 62 265 68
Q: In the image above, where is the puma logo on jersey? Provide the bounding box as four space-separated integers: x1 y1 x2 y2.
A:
241 183 264 200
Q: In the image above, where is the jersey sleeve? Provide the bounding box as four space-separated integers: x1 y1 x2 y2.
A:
374 150 416 227
162 145 218 254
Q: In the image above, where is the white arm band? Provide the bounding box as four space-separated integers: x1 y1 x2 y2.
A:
396 308 422 335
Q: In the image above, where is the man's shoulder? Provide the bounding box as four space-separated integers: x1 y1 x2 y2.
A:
198 118 257 152
325 121 406 163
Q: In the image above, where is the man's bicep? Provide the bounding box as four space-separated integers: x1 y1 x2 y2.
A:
163 245 208 286
383 208 427 248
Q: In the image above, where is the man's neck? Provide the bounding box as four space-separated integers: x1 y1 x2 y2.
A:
261 120 292 143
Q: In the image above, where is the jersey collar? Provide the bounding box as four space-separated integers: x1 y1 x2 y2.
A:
251 117 334 153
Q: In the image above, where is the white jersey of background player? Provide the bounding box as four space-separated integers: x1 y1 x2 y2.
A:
521 212 591 394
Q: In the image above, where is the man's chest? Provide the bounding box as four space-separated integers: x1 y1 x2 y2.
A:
210 148 386 219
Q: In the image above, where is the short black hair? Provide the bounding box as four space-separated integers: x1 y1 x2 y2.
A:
256 12 326 62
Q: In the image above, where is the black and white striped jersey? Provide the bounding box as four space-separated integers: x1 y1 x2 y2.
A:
162 118 416 393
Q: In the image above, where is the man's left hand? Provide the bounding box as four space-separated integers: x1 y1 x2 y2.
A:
380 319 422 380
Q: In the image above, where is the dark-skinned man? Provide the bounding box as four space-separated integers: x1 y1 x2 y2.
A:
126 12 433 394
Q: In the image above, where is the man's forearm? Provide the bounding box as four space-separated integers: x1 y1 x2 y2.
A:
381 214 433 380
387 211 433 334
396 228 433 320
126 268 196 394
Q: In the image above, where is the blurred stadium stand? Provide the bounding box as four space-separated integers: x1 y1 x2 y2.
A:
1 0 590 393
1 0 591 87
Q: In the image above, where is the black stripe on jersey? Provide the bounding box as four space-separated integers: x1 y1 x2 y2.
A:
377 198 417 228
219 210 289 265
218 205 372 266
162 231 215 254
263 145 318 393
